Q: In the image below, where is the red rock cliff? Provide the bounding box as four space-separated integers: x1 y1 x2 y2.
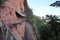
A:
0 0 25 40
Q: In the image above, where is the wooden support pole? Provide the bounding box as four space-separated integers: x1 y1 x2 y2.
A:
2 21 17 40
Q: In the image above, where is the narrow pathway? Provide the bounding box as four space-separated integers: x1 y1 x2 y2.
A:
24 22 37 40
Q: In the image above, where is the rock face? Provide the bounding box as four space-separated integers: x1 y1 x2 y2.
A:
0 0 25 40
24 0 33 16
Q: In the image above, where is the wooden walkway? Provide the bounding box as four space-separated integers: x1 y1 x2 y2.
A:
24 22 37 40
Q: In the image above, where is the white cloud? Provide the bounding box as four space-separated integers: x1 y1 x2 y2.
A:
33 6 60 17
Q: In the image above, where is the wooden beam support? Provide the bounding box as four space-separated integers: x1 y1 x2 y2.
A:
0 19 25 27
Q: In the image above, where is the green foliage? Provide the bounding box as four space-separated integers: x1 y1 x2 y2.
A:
35 15 60 40
50 1 60 7
27 15 35 25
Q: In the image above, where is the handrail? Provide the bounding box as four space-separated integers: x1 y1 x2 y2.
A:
8 19 25 26
2 20 17 40
0 19 25 27
0 19 25 40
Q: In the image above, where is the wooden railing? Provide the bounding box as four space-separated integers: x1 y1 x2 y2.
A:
0 19 25 40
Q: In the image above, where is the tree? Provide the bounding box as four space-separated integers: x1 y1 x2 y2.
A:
50 1 60 7
50 1 60 39
46 15 60 40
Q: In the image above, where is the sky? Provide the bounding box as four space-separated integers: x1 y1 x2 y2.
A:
27 0 60 17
